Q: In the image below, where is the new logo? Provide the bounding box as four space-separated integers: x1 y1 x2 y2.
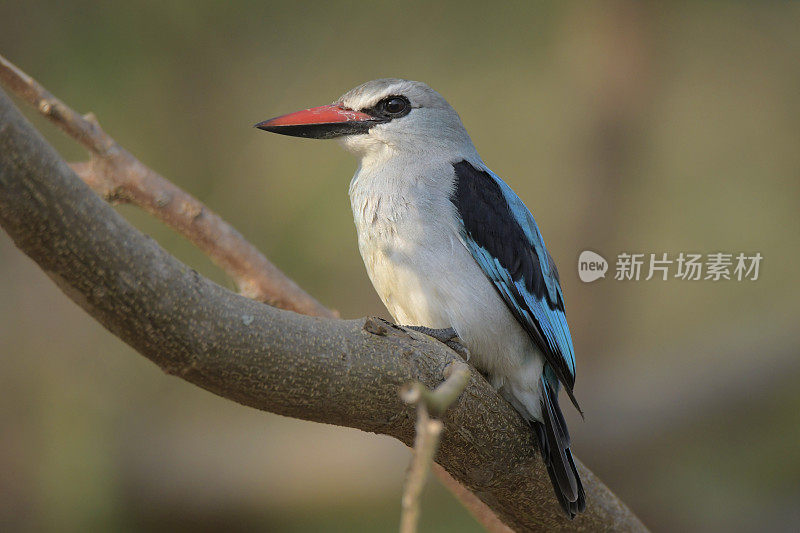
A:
578 251 608 283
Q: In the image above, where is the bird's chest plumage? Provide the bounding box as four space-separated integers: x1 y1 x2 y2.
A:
349 168 459 327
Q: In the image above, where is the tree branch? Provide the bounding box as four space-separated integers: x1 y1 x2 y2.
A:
0 84 646 532
0 54 332 317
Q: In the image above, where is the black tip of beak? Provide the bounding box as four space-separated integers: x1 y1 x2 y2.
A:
254 121 376 139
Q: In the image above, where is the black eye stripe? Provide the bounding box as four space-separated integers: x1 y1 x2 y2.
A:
360 95 412 121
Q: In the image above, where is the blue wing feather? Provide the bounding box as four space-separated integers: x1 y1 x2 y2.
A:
450 161 578 408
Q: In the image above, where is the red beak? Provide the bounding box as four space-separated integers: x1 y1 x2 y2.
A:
255 104 379 139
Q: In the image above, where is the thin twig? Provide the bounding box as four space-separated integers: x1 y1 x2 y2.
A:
430 464 515 533
401 407 443 533
0 53 332 317
400 362 471 533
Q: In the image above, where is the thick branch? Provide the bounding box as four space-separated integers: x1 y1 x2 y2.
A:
0 88 645 531
0 54 331 317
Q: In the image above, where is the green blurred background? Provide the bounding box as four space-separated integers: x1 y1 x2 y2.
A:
1 1 799 531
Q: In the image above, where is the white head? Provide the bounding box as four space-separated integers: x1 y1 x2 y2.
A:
256 78 477 163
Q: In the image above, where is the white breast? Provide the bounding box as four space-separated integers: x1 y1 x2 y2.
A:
348 158 543 415
350 159 455 327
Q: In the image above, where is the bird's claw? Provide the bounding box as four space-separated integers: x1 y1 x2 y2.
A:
444 337 470 361
402 325 470 361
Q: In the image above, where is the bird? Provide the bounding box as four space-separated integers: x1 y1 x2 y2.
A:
255 78 585 517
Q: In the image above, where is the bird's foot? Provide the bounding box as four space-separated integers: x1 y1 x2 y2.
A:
402 325 470 361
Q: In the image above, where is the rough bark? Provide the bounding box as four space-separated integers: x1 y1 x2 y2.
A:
0 89 646 532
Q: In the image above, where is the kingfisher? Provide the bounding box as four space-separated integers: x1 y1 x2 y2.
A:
256 79 585 517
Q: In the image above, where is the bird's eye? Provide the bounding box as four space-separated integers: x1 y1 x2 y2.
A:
380 96 410 116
